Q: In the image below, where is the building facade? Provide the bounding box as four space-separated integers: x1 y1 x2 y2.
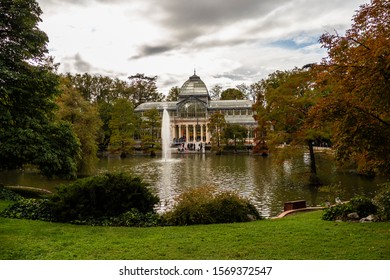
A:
135 72 257 147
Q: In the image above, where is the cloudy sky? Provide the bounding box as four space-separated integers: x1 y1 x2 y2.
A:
37 0 367 95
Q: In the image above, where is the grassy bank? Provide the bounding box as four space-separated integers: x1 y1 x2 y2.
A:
0 201 389 260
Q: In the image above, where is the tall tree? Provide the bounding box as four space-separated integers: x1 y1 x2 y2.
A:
140 108 161 157
0 0 80 178
311 0 390 175
128 74 164 107
166 86 180 101
208 112 227 154
108 99 136 157
253 68 328 183
56 78 102 175
209 84 222 100
223 123 248 150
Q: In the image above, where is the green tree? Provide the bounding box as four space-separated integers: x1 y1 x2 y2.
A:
223 124 248 150
166 86 180 101
56 78 102 175
108 99 136 157
208 112 227 153
311 0 390 175
253 68 328 183
140 108 161 156
128 74 164 107
0 0 80 178
65 73 136 152
220 88 246 100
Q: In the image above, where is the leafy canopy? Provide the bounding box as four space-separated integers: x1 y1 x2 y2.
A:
0 0 80 178
310 0 390 175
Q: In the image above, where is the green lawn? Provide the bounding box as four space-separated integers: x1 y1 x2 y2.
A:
0 201 389 260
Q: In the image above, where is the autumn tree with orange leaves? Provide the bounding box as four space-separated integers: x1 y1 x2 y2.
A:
310 0 390 175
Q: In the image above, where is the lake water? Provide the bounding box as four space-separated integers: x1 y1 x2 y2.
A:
0 152 388 217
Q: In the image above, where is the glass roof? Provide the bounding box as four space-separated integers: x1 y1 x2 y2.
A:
134 102 176 111
179 73 209 97
209 100 254 109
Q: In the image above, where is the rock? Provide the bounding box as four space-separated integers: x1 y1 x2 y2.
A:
347 212 360 220
247 214 257 221
360 214 379 223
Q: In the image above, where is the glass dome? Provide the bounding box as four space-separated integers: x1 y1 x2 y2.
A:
179 72 210 98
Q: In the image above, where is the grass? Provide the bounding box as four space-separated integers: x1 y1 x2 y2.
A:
0 201 389 260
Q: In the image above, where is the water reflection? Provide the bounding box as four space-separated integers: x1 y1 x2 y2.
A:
0 153 388 217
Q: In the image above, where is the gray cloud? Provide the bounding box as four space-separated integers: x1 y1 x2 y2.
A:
73 53 92 72
130 43 178 60
157 0 285 34
132 0 350 59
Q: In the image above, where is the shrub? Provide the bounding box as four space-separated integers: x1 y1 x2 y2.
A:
349 196 377 218
0 185 23 201
373 183 390 221
110 209 162 227
163 185 261 226
0 198 54 221
322 203 354 221
322 195 377 221
50 173 159 222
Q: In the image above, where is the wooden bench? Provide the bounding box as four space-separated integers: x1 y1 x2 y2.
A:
284 200 306 211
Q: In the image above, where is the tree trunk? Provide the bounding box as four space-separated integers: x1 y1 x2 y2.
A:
308 140 317 175
308 140 321 186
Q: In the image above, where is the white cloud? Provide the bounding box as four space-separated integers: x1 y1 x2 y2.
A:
36 0 367 94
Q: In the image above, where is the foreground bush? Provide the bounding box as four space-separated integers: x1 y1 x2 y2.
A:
373 183 390 221
163 185 261 226
50 173 159 222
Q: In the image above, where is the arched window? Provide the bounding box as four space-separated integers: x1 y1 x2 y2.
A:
178 101 206 118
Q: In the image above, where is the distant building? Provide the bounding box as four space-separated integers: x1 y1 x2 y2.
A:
134 72 256 146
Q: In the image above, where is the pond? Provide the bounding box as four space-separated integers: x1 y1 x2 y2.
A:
0 152 388 217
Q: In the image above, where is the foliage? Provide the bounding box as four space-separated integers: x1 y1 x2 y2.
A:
0 0 81 178
252 67 328 178
310 0 390 175
0 198 54 221
223 123 248 149
163 185 261 226
322 203 354 221
56 77 102 174
349 196 377 218
128 74 164 107
50 173 159 223
166 86 180 101
140 108 161 155
209 84 222 100
33 122 80 179
322 195 377 221
220 88 245 100
373 183 390 221
207 112 227 152
108 99 137 156
0 185 23 201
109 209 161 227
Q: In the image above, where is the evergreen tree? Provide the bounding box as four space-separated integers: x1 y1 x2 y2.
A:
108 99 136 157
140 108 161 156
